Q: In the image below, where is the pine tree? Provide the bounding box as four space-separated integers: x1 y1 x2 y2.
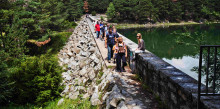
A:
87 0 110 13
135 0 155 23
106 2 116 21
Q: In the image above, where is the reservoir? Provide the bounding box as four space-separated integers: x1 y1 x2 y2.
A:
118 24 220 83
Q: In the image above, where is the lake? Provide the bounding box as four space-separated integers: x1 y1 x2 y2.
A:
118 24 220 83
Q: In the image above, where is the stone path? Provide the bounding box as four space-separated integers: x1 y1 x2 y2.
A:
86 17 160 109
86 18 115 67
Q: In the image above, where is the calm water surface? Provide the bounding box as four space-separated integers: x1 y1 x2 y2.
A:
118 24 220 82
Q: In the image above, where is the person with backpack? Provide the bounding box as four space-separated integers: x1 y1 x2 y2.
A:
105 27 116 63
115 37 127 72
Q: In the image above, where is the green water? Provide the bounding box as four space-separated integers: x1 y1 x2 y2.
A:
118 24 220 80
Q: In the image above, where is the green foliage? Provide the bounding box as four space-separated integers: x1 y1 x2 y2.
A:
28 32 71 56
106 2 116 21
10 53 64 106
100 16 104 21
136 0 156 22
88 0 110 13
64 0 84 21
0 51 14 105
91 11 96 16
110 0 220 23
44 98 98 109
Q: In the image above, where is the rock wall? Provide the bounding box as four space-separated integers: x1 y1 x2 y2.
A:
57 18 130 108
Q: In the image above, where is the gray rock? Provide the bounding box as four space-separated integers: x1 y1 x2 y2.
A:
73 47 80 54
117 101 128 109
69 91 79 99
62 72 71 81
106 85 125 108
90 86 101 105
61 85 70 96
79 68 87 76
83 93 90 99
57 98 64 106
88 70 96 80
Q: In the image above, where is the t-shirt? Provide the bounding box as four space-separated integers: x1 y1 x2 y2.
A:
95 24 100 31
106 33 115 45
100 24 103 28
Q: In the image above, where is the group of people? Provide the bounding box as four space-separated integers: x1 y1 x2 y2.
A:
94 20 145 72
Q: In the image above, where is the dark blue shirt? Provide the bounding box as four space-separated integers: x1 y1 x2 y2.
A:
106 33 115 45
113 32 119 38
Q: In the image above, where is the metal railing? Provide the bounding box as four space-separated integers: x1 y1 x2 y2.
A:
197 45 220 109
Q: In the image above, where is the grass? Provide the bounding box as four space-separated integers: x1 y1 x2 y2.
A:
44 98 97 109
3 98 98 109
107 65 113 69
97 71 104 79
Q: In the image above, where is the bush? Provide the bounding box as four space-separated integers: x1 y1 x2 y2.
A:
10 53 64 106
101 16 104 21
0 51 14 105
91 11 96 16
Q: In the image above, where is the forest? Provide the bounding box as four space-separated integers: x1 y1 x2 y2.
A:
0 0 219 108
106 0 220 23
0 0 83 107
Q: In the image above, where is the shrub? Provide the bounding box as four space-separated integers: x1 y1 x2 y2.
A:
91 11 96 16
101 16 104 21
0 51 14 105
10 52 64 106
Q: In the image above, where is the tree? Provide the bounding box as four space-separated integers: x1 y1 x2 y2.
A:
65 0 84 21
106 2 116 21
135 0 156 23
87 0 110 13
83 0 89 13
168 1 183 22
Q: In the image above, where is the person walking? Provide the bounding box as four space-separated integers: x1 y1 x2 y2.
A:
105 27 116 63
115 37 127 72
100 21 104 40
95 21 100 39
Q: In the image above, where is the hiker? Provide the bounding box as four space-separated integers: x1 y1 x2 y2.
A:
101 23 106 41
112 38 118 64
95 21 100 39
105 27 116 63
113 26 119 38
115 37 127 72
100 21 104 40
104 23 110 37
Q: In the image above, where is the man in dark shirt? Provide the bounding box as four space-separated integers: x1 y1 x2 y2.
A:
105 27 116 63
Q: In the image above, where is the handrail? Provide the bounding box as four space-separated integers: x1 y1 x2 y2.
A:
197 45 220 109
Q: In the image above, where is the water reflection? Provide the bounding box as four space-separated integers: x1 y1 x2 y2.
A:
162 56 206 83
118 24 220 84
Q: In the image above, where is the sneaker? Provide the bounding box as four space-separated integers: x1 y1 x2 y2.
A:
113 60 116 64
107 60 110 63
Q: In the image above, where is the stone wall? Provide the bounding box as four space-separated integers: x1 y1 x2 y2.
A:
88 16 220 109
